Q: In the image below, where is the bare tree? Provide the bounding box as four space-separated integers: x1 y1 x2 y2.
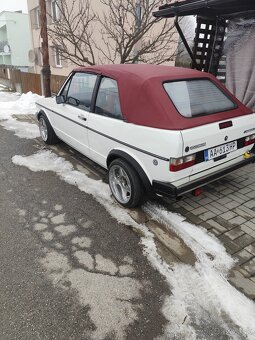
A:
98 0 180 64
48 0 96 65
48 0 181 66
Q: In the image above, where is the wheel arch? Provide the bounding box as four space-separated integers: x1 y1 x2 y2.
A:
107 150 152 193
37 109 54 129
36 109 45 120
37 109 59 144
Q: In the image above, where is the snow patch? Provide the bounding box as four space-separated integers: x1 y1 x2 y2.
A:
34 223 48 231
74 250 94 270
55 224 77 236
0 91 41 116
0 118 40 139
54 204 63 211
0 90 41 139
51 213 66 225
119 264 135 276
42 231 54 241
71 236 92 249
95 254 118 275
13 151 73 173
67 268 141 339
145 203 255 340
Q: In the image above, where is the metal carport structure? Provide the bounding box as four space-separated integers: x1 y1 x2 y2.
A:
153 0 255 76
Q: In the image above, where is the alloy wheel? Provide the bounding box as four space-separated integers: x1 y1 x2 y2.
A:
39 117 48 141
109 164 132 204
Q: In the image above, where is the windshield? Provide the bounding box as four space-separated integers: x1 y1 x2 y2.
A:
163 79 237 118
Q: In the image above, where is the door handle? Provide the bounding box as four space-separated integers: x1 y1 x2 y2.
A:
78 114 87 121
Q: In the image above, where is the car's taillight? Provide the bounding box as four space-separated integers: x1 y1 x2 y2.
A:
170 154 196 172
244 134 255 146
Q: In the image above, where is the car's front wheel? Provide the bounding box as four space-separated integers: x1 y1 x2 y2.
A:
38 113 59 145
108 158 144 208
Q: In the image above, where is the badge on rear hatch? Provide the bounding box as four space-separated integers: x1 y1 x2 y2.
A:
190 142 206 151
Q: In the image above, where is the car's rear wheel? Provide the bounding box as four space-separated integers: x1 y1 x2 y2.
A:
38 113 59 145
108 158 144 208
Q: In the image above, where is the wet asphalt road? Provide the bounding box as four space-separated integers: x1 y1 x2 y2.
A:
0 126 169 340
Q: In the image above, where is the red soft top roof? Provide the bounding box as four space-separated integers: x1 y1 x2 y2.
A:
73 64 251 130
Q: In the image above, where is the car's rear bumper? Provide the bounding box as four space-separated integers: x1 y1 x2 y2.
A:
152 153 255 198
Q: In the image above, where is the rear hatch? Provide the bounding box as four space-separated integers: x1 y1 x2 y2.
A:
181 114 255 178
163 77 255 179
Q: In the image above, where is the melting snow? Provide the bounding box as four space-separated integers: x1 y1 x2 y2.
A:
145 204 255 339
0 90 41 139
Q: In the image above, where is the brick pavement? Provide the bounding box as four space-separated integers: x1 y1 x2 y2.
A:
164 164 255 301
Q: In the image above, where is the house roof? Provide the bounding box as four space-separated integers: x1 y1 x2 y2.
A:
73 64 251 130
153 0 255 19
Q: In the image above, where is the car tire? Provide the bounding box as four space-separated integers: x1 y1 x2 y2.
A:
108 158 144 208
38 113 59 145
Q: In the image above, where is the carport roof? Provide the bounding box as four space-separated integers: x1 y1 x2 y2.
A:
153 0 255 19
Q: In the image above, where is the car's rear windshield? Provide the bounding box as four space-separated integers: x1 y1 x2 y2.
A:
163 79 237 118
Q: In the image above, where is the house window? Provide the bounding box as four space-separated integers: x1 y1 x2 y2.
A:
36 7 41 28
51 0 60 21
54 47 62 67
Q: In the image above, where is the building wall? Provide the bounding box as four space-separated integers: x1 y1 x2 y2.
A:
28 0 74 75
0 11 32 67
27 0 178 76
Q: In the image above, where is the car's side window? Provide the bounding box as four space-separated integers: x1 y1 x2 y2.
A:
64 72 97 111
95 77 123 119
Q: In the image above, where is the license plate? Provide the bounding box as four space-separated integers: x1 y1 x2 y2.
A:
204 141 237 161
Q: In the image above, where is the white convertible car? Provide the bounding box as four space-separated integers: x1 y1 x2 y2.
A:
36 64 255 207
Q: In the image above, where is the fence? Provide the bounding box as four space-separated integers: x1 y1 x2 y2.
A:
0 65 66 96
51 74 67 95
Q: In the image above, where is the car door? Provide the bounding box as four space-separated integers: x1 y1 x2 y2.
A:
51 72 97 157
88 76 125 167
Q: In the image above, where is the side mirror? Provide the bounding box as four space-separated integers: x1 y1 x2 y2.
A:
56 95 66 104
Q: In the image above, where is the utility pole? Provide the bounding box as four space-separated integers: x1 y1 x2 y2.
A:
39 0 51 97
133 1 142 63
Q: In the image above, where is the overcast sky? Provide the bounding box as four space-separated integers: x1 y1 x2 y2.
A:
0 0 28 14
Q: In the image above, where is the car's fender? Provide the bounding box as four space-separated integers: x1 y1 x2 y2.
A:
36 107 55 128
107 149 152 193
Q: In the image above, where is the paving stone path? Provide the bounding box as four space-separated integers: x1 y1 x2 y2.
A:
164 164 255 300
